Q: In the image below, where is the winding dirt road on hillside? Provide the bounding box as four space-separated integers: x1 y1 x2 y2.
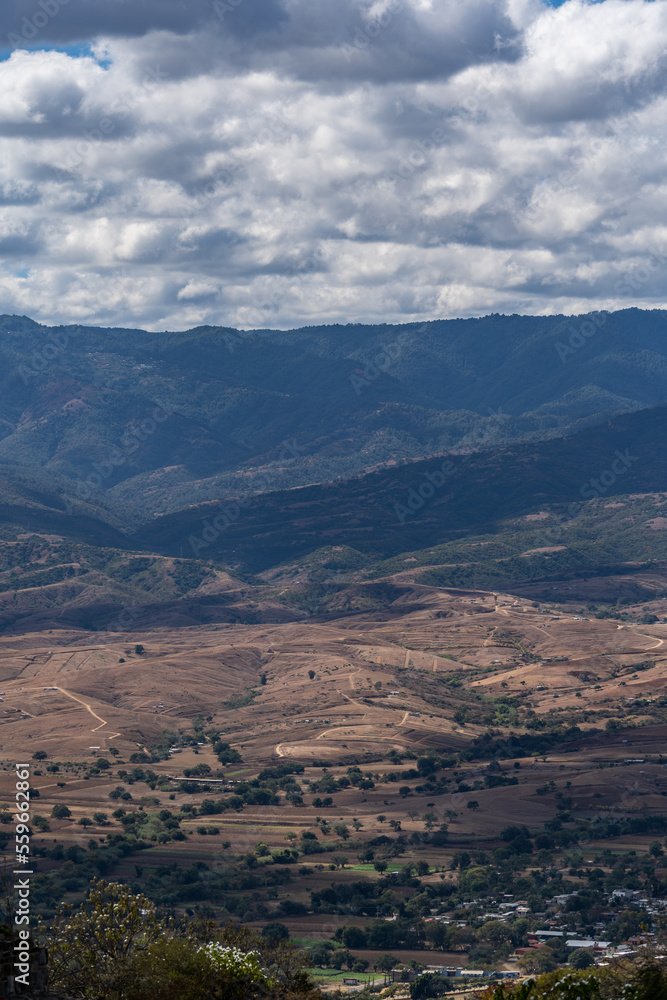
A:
55 687 121 739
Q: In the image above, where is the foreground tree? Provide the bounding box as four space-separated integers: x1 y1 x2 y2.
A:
410 972 450 998
569 948 595 970
39 879 321 1000
38 879 170 997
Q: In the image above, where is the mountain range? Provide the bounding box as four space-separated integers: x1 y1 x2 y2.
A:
2 307 667 526
2 308 667 632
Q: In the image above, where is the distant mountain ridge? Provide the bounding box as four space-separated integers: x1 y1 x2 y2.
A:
1 396 667 633
1 308 666 525
135 402 667 572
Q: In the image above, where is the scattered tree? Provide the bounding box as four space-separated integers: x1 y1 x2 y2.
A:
261 921 290 943
422 812 437 830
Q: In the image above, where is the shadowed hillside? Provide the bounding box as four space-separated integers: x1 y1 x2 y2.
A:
136 404 667 572
2 308 667 522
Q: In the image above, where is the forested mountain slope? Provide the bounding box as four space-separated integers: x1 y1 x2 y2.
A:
1 308 666 521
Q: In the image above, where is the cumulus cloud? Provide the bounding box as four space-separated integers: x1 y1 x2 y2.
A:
1 0 215 45
0 0 666 330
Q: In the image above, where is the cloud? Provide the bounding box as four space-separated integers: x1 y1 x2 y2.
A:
229 0 524 85
1 0 215 46
5 0 522 83
0 0 666 331
511 0 667 123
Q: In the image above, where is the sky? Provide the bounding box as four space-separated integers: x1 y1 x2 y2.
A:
0 0 666 331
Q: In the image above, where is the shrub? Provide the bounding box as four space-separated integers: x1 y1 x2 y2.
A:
261 922 290 943
38 880 317 1000
410 973 449 998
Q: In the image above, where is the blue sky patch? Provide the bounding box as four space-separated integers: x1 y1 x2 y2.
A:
0 43 110 66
